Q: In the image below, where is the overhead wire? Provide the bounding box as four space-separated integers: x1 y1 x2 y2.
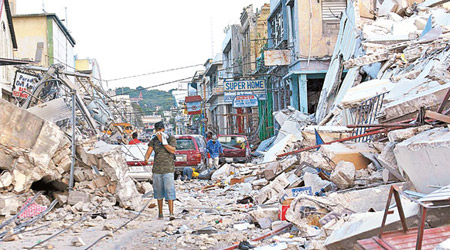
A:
106 63 204 82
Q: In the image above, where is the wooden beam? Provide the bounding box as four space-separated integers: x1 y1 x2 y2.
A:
425 110 450 124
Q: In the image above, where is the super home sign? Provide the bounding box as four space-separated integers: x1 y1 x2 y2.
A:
224 80 265 92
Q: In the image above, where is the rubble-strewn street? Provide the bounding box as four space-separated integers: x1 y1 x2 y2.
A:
1 0 450 249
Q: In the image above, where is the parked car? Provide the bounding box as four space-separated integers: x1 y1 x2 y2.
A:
122 144 153 181
174 135 207 176
217 135 251 163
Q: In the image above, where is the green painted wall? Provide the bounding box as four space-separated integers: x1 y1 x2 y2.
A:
47 17 54 65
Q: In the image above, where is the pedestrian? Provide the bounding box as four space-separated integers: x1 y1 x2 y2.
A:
114 135 124 145
181 167 193 181
128 132 143 145
144 121 177 220
206 134 223 169
206 132 213 141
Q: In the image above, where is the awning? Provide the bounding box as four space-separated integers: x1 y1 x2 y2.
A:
0 58 32 66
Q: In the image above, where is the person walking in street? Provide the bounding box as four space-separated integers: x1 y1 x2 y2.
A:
144 121 177 220
128 132 143 145
206 134 223 170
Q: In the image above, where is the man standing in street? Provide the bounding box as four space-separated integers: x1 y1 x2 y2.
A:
144 121 177 220
206 135 223 170
128 132 143 145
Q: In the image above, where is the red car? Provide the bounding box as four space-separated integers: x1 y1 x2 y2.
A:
174 135 207 176
217 135 251 163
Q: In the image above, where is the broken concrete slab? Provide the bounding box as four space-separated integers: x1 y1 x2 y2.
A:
340 79 395 109
0 99 71 194
324 200 420 250
387 125 433 142
394 127 450 193
382 81 450 122
274 121 304 145
330 161 356 189
302 126 352 147
263 134 297 163
80 141 142 210
328 184 400 213
299 151 332 172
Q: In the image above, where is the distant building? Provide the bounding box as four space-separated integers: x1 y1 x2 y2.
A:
75 58 103 87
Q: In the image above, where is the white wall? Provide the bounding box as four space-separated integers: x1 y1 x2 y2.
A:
52 19 74 71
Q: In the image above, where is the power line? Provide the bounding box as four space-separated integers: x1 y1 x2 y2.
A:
106 64 204 82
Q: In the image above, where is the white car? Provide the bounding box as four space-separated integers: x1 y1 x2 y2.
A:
122 144 153 181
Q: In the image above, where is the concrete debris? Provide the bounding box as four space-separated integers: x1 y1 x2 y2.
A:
435 238 450 250
330 161 356 189
0 99 71 196
304 172 333 195
387 125 433 142
301 126 353 147
324 200 421 250
78 141 142 210
71 236 85 247
394 127 450 193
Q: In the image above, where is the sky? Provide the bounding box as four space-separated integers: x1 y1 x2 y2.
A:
15 0 270 91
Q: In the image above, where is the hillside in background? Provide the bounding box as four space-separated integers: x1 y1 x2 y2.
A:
115 87 176 115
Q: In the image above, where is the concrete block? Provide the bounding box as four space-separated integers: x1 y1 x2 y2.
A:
93 176 109 188
0 194 23 215
330 161 356 189
0 171 13 188
13 170 30 193
68 191 91 205
53 191 68 205
73 169 85 182
394 127 450 193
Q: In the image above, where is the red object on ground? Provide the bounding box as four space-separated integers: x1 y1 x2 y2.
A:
279 204 291 221
128 138 143 145
18 197 47 219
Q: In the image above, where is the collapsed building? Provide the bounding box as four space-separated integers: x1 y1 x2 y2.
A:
0 0 449 248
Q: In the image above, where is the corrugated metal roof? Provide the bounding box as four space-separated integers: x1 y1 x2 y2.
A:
27 98 72 123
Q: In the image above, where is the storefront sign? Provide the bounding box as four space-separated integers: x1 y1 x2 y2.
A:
224 80 265 92
185 95 202 115
12 72 39 99
224 91 266 104
233 95 258 108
